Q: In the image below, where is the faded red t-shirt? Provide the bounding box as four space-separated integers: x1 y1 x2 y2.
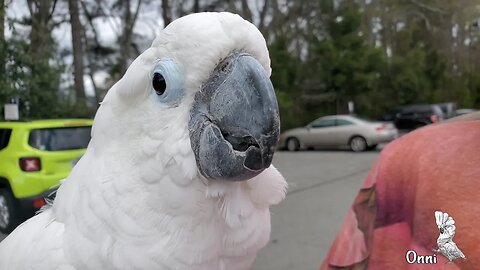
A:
320 121 480 270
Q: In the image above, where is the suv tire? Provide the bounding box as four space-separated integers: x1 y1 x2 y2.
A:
0 189 22 234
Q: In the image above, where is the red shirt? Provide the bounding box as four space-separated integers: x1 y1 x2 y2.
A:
321 121 480 269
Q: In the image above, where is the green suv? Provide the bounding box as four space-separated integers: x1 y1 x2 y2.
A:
0 119 92 233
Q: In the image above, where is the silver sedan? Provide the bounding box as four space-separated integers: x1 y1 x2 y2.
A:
279 115 398 152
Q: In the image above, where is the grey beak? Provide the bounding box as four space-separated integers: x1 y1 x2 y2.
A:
189 52 280 181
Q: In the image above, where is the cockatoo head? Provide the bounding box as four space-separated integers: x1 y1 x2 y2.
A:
93 12 279 182
435 211 456 237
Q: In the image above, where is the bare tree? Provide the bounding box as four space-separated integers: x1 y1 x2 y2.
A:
240 0 252 22
80 2 101 104
193 0 199 13
162 0 171 26
0 0 5 76
0 0 3 39
68 0 86 105
118 0 143 76
26 0 57 64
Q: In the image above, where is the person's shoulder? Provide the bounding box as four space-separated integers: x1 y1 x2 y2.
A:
382 120 480 158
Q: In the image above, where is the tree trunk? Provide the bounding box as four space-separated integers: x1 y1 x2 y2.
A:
258 0 269 33
118 0 132 75
240 0 252 22
118 0 142 76
0 0 3 41
27 0 56 67
68 0 86 104
0 0 5 76
162 0 171 26
193 0 199 13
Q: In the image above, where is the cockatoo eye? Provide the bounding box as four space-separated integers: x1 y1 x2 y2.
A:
152 73 166 95
151 59 185 107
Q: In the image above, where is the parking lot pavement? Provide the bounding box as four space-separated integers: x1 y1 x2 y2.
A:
0 149 380 269
252 150 380 270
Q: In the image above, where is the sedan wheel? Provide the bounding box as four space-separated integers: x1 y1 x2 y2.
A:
350 136 367 152
286 138 300 151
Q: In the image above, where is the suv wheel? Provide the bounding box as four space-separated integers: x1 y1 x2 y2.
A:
350 136 367 152
0 189 21 234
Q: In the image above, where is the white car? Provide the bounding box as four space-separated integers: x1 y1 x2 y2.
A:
279 115 398 152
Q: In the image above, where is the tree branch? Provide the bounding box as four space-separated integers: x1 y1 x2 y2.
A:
128 0 142 33
259 0 269 29
25 0 35 21
80 1 101 48
409 10 431 30
48 0 58 19
240 0 253 22
409 0 446 14
98 2 121 36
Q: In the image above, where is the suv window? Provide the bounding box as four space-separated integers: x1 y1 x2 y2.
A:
402 106 433 114
28 126 91 151
0 128 12 151
432 105 444 117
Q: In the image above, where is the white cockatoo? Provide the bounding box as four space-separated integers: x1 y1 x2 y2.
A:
0 12 287 270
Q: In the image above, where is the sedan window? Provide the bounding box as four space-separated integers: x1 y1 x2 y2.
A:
336 119 354 126
311 119 336 128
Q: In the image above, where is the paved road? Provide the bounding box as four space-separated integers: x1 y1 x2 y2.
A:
252 150 379 270
0 150 380 269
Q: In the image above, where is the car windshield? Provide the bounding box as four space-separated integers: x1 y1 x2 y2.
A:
28 126 91 151
402 106 433 114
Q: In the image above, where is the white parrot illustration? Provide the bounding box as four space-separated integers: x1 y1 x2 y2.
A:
0 12 287 270
434 211 466 262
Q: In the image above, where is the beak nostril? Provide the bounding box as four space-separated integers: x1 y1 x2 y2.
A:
220 62 229 72
222 132 260 152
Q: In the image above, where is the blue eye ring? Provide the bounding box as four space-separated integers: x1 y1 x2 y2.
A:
151 58 185 107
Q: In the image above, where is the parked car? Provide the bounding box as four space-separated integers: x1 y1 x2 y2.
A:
279 115 398 152
455 108 477 116
0 119 92 233
436 102 457 119
392 104 444 131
